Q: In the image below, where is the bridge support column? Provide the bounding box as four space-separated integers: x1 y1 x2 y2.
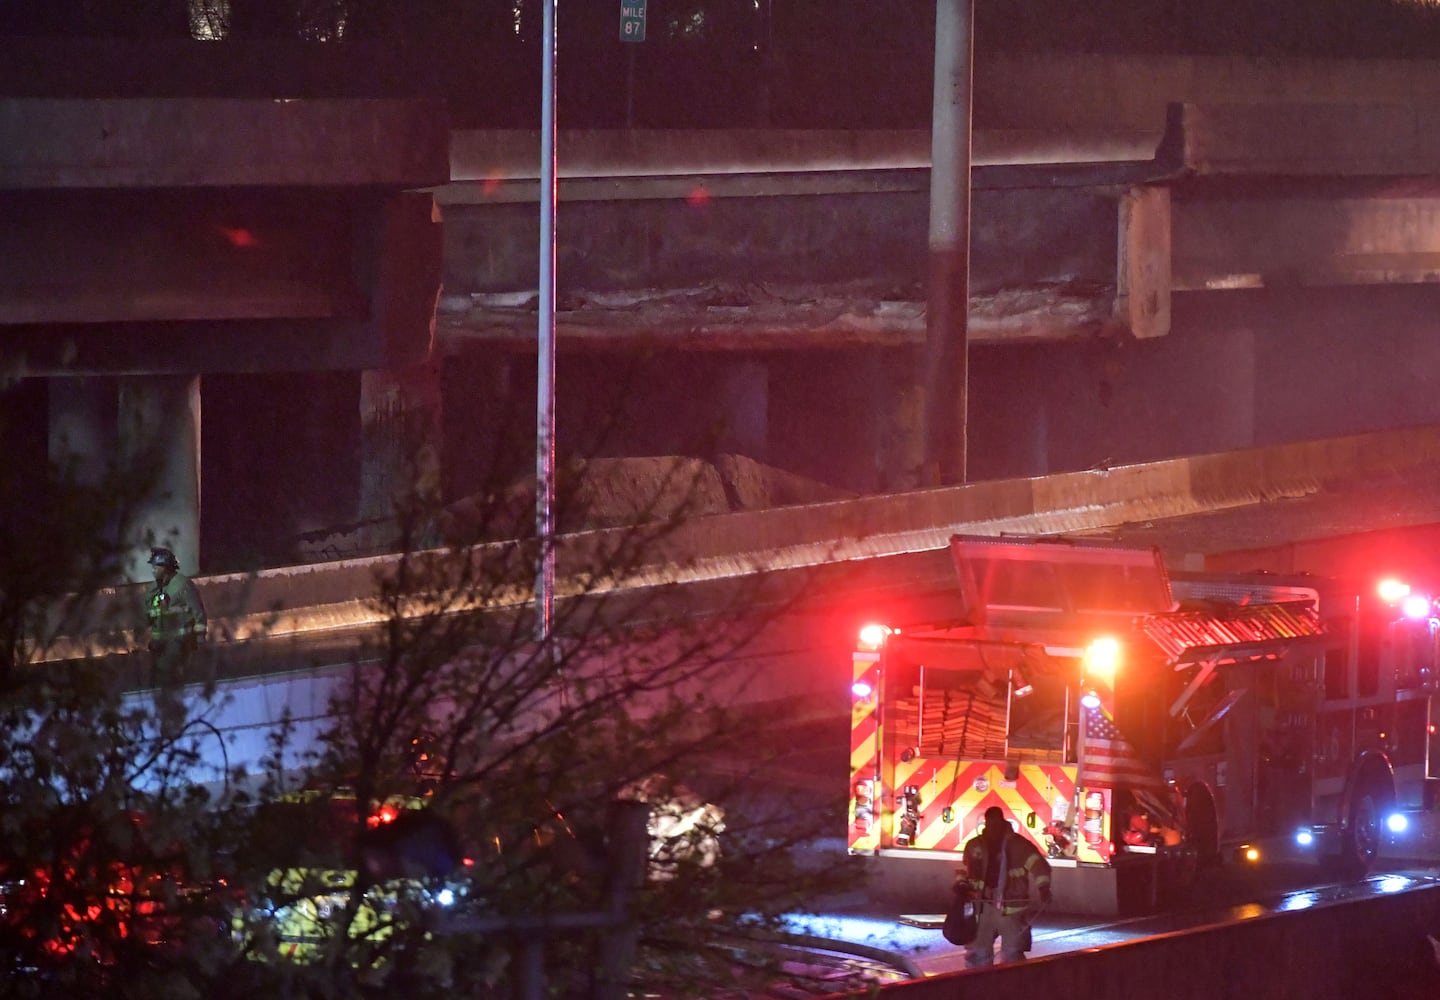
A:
881 366 926 493
717 360 768 459
48 376 116 488
118 374 201 581
359 360 443 542
1118 185 1172 339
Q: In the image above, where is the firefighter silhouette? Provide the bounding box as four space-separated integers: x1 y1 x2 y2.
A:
143 546 207 695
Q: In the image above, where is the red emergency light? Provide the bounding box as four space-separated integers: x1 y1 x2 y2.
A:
1402 594 1433 620
367 803 401 828
1378 578 1412 604
1377 578 1432 618
857 623 891 651
1083 636 1122 685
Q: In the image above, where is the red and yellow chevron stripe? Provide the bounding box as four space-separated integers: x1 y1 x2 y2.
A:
888 759 1080 854
848 651 882 852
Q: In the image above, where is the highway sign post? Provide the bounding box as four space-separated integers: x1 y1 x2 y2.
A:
620 0 646 42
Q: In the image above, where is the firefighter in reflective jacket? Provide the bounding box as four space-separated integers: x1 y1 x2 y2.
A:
955 805 1052 966
144 546 207 686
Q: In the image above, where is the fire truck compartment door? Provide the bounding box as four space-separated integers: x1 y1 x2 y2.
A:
949 534 1173 630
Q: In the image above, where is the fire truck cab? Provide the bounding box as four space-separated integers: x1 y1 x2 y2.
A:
847 534 1333 914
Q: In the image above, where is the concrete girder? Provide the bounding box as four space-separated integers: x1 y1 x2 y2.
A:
0 189 365 326
0 96 447 374
437 99 1440 355
0 98 448 190
1174 102 1440 178
446 127 1165 183
977 53 1440 134
436 281 1121 352
435 159 1140 350
1172 190 1440 292
0 190 442 375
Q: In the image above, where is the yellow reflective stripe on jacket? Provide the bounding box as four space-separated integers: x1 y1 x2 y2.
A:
146 575 207 641
960 833 1051 912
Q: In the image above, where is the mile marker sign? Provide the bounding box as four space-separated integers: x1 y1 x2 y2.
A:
620 0 647 42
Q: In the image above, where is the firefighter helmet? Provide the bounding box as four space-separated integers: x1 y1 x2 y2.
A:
147 547 179 570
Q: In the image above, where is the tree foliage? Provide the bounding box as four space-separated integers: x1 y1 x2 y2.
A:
258 460 860 996
0 445 255 998
0 434 864 997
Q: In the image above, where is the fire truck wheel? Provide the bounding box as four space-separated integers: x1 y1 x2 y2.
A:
1340 789 1385 876
1332 755 1394 877
1183 783 1220 870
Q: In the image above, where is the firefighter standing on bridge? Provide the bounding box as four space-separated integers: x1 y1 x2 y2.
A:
955 805 1052 967
143 546 207 689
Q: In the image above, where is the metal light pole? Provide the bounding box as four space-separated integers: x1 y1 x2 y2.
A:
923 0 975 486
536 0 558 641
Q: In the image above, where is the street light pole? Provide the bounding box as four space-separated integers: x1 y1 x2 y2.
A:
536 0 558 642
923 0 975 486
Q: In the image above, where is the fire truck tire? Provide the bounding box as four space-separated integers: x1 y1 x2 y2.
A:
1338 780 1392 876
1183 783 1221 869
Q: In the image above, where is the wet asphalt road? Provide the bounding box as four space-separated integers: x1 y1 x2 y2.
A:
785 857 1440 982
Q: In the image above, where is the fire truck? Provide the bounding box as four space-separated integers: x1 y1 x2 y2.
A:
846 534 1440 913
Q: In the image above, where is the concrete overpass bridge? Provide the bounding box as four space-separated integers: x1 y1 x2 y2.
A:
12 53 1440 576
432 53 1440 501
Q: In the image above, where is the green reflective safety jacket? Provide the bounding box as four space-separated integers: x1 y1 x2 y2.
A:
146 572 208 644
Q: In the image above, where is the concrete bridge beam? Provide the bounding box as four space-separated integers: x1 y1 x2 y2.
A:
1174 191 1440 291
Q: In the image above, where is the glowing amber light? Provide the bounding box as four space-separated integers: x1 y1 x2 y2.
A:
857 623 891 651
1083 636 1122 684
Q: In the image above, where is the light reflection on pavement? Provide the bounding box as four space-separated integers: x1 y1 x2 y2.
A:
786 865 1440 981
